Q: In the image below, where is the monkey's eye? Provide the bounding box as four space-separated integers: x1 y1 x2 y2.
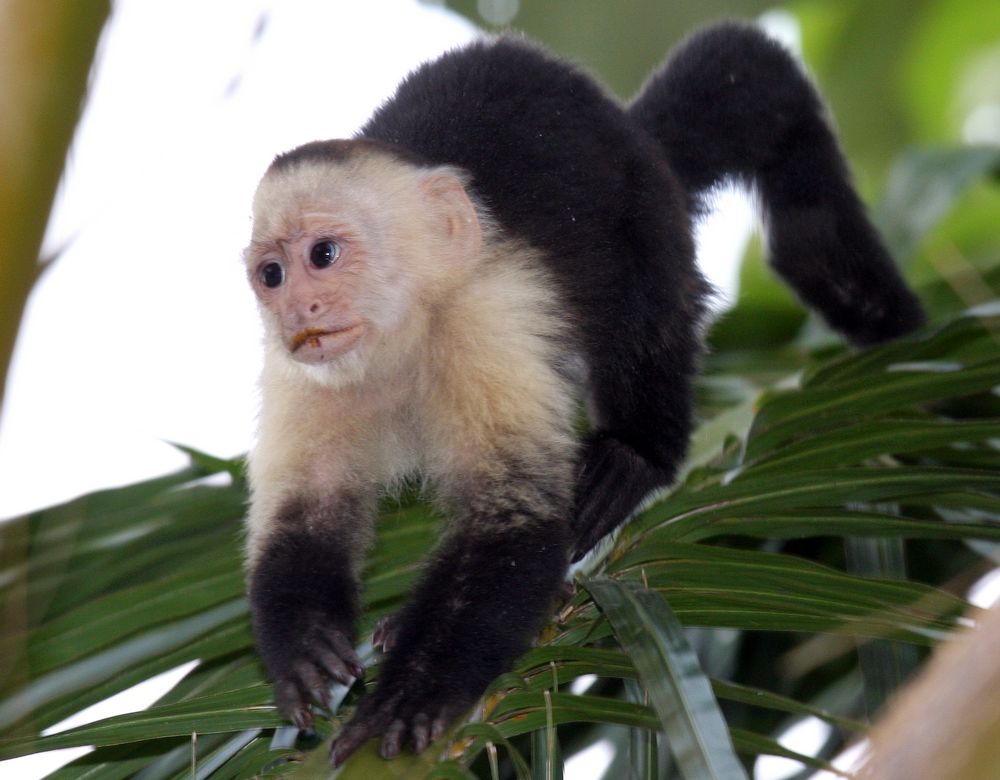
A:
310 240 341 269
259 262 285 289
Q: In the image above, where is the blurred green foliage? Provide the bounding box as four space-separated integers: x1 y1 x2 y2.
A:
1 1 998 778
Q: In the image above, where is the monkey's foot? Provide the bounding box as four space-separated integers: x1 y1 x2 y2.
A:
372 614 398 653
570 433 667 561
271 625 365 731
329 685 470 766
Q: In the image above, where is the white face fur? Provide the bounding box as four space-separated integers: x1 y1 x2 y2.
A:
244 152 481 389
241 148 572 559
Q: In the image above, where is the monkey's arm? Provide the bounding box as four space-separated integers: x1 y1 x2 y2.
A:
330 280 576 764
330 476 569 765
248 493 372 730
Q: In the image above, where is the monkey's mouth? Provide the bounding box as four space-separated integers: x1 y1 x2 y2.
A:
289 324 364 362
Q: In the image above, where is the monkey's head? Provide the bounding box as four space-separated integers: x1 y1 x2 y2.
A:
245 140 482 387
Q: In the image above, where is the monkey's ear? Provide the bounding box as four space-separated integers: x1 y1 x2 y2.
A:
420 171 482 256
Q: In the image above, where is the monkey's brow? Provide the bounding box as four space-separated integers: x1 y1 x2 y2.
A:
247 224 309 250
245 237 285 259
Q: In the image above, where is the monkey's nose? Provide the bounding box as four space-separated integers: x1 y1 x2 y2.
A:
298 300 329 321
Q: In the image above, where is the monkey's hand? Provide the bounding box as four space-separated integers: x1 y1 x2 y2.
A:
249 525 368 731
266 619 365 732
329 672 474 766
330 491 568 766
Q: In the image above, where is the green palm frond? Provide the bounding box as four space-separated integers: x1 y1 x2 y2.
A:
1 299 997 778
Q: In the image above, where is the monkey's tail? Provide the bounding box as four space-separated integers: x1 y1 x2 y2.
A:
629 21 925 346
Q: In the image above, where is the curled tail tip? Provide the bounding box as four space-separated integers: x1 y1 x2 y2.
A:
846 292 926 348
765 201 926 348
633 19 926 350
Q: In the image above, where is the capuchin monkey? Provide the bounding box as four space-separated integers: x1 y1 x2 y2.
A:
242 22 924 766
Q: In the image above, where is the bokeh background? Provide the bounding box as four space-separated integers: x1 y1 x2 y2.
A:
1 1 998 778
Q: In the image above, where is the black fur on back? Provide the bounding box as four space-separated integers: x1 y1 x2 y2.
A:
358 25 925 560
362 25 924 353
361 36 709 524
360 35 706 366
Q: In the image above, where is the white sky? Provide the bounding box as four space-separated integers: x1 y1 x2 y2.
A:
0 0 481 521
0 1 753 776
0 0 751 523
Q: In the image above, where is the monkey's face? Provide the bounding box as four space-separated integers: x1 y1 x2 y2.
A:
245 154 482 387
248 220 370 366
245 160 433 387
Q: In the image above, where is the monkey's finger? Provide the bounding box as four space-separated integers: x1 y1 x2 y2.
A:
379 719 407 760
330 693 400 766
411 712 431 754
293 661 331 708
329 723 373 767
316 647 354 687
430 714 448 742
321 627 365 679
430 700 467 742
329 715 387 766
274 678 313 731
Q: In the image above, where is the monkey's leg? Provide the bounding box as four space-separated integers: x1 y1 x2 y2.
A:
572 251 705 561
572 244 707 561
248 495 371 730
571 306 702 561
330 462 571 765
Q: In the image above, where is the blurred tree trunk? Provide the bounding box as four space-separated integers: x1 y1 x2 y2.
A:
0 0 109 414
860 603 1000 780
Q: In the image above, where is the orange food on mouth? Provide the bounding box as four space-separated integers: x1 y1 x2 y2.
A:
290 324 361 352
290 327 336 351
